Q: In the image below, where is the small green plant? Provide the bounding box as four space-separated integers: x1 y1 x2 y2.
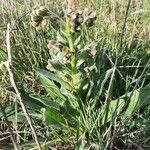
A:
24 5 150 149
0 1 150 149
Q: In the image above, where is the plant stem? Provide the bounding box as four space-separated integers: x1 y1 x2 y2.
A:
65 19 78 87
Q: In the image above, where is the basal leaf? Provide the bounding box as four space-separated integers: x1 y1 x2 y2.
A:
30 94 60 110
124 86 150 116
7 87 45 111
102 86 150 124
42 107 66 126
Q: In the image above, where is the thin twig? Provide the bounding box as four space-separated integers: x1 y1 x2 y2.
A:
0 131 30 136
0 104 20 150
4 23 42 150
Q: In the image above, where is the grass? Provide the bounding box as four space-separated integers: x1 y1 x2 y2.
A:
0 0 150 149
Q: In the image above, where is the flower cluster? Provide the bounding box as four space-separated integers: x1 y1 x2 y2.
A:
70 11 83 32
47 40 72 65
82 43 97 58
47 40 60 54
31 6 50 30
68 8 97 32
62 48 72 64
45 7 97 78
83 8 97 27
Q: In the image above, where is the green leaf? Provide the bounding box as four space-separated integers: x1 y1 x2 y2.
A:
8 113 25 123
60 100 79 119
36 68 73 91
76 52 89 68
102 98 125 124
102 86 150 124
74 36 81 46
38 73 67 101
124 86 150 116
77 59 85 68
30 94 60 110
7 111 42 123
50 59 64 71
94 68 113 97
42 107 66 126
0 107 26 123
7 87 45 111
57 31 67 45
0 106 14 118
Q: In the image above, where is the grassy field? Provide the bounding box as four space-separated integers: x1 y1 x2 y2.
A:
0 0 150 149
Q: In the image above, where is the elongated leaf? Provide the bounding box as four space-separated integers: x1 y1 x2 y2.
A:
101 98 124 124
57 31 67 45
50 59 64 71
94 68 113 97
74 35 81 46
60 100 79 119
36 68 73 91
124 86 150 116
30 94 60 110
0 106 14 118
38 74 67 101
6 111 43 123
7 87 45 111
102 86 150 124
42 108 66 126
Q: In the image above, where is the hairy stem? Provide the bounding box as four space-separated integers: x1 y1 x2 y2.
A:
65 19 78 88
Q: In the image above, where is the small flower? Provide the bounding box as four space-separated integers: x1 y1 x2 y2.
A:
63 51 72 64
41 19 48 28
31 21 40 28
64 73 72 81
69 8 96 32
88 45 97 58
66 8 74 16
82 44 97 58
31 14 43 22
70 11 84 32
